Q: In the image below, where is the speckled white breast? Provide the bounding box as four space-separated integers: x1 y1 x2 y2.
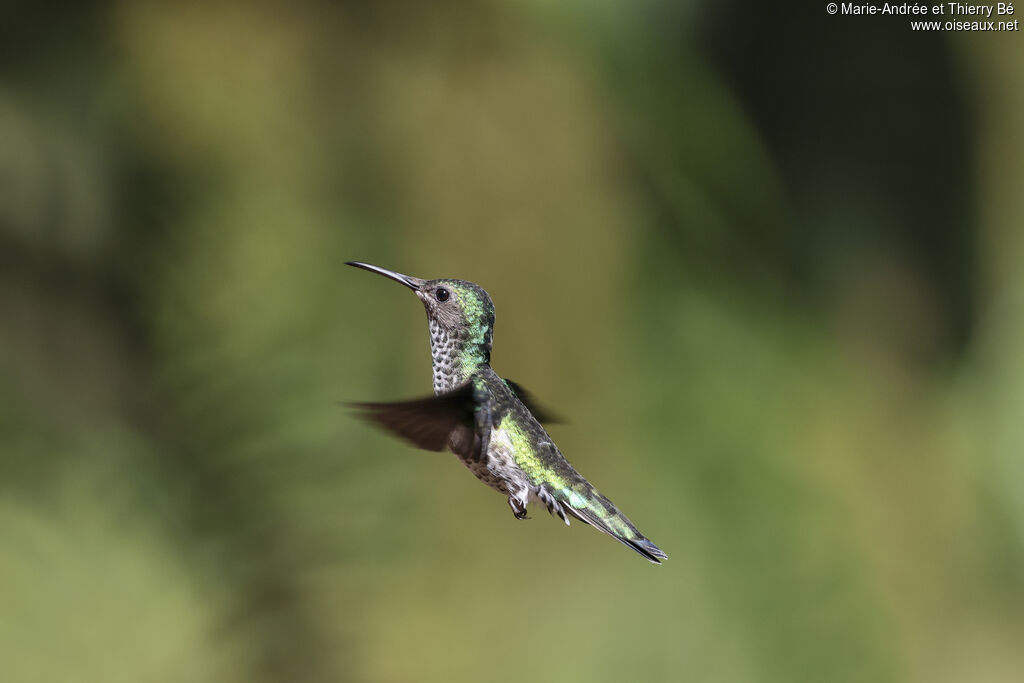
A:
429 319 461 394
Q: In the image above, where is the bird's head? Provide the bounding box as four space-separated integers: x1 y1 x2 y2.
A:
346 262 495 358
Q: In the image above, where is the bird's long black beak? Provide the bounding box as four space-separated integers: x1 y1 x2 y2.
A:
345 261 426 290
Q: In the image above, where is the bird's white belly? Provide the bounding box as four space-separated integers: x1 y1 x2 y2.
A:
456 427 528 495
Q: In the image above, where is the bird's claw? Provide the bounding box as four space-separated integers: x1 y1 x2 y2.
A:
508 497 530 520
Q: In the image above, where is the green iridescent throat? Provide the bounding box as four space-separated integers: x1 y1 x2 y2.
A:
457 326 489 374
429 283 494 392
453 284 491 374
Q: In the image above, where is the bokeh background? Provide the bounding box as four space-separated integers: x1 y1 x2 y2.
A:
2 1 1023 681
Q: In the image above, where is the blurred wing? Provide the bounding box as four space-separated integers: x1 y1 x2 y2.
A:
503 379 563 424
351 383 476 452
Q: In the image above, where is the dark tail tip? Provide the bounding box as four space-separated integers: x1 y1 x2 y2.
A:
629 537 668 564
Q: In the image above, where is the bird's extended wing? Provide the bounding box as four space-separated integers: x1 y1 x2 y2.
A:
351 383 477 452
503 379 563 424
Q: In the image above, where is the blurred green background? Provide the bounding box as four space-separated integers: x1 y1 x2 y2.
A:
2 1 1023 681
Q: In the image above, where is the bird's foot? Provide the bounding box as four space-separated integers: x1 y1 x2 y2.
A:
507 496 530 520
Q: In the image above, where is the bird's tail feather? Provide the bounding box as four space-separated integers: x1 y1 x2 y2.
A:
561 503 668 565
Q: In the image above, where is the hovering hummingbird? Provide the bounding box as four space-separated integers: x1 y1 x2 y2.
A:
346 261 667 564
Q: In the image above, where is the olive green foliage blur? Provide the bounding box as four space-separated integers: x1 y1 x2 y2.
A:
2 2 1023 682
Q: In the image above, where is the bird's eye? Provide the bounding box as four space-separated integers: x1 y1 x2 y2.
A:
435 287 450 302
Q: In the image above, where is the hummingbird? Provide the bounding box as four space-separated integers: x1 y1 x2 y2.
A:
346 261 667 564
